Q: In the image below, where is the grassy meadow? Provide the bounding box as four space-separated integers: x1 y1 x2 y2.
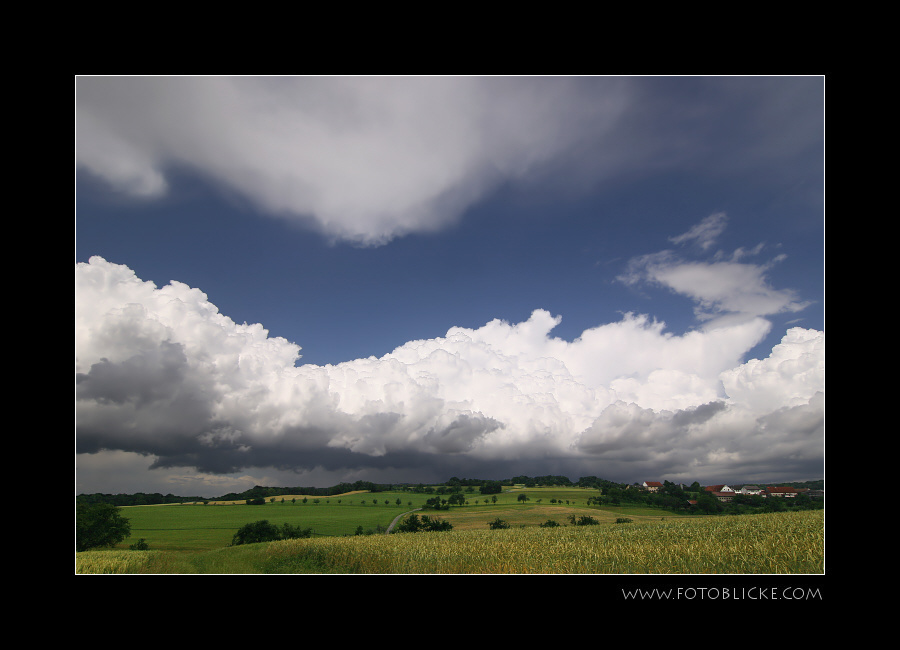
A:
75 486 825 574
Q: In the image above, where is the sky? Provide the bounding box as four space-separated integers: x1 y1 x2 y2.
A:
75 76 825 498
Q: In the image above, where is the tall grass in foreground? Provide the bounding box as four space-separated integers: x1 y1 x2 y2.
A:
76 510 823 574
266 510 823 574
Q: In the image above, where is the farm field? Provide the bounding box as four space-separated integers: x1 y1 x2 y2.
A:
76 486 824 574
104 486 685 551
115 491 432 551
76 508 824 574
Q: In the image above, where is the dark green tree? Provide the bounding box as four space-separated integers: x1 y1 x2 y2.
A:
231 520 313 545
395 514 453 533
76 503 132 551
694 491 723 513
231 520 282 545
479 480 502 495
424 496 449 510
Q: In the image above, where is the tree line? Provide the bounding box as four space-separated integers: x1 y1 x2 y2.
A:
77 480 396 507
77 476 823 509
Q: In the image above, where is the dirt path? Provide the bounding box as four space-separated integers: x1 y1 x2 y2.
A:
386 508 422 533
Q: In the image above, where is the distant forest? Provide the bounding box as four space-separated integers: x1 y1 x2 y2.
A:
75 476 824 508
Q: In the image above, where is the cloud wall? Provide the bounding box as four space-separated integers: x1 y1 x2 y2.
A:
75 255 824 485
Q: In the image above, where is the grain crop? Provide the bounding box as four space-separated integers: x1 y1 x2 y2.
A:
264 510 823 574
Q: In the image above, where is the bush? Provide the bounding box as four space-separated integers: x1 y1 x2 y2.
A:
231 520 313 546
76 503 132 551
395 514 453 533
615 517 633 524
280 522 314 539
488 517 511 530
539 519 561 528
569 514 600 526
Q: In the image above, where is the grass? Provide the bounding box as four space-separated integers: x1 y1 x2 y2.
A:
114 491 427 551
107 486 633 551
76 508 824 575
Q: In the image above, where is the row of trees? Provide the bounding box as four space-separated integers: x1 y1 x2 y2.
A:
78 477 824 508
76 492 205 507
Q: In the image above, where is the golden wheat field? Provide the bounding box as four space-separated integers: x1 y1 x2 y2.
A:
264 509 824 574
76 509 823 574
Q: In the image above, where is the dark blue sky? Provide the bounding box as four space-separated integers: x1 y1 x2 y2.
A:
76 138 822 367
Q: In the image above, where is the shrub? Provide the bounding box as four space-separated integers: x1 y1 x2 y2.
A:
615 517 633 524
280 522 314 539
568 514 600 526
395 514 453 533
488 517 511 530
231 520 313 546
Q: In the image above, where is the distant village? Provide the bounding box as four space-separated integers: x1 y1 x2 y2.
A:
641 481 825 505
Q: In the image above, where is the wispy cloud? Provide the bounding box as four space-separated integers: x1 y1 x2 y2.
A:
76 76 823 247
669 212 728 250
620 213 811 328
76 76 632 246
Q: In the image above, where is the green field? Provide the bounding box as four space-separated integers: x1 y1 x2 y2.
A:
76 507 824 574
106 487 622 551
116 494 420 551
76 485 825 574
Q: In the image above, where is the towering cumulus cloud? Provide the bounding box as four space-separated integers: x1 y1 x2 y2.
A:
75 255 823 485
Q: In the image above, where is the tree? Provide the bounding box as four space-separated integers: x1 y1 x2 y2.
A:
395 514 453 533
230 520 312 546
480 480 502 495
517 493 529 504
489 517 511 530
231 520 282 545
424 496 449 510
76 503 132 551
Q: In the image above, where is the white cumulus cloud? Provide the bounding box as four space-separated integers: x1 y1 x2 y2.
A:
76 256 823 486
